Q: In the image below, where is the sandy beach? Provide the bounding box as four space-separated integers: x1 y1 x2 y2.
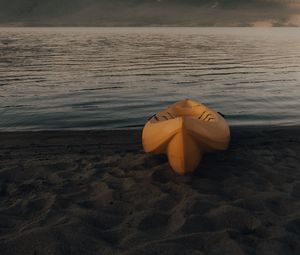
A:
0 126 299 255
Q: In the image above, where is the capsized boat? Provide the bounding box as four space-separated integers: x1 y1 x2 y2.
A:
142 99 230 174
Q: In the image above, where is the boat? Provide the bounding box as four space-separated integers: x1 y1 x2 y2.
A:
142 99 230 174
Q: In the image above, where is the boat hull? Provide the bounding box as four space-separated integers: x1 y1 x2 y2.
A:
167 126 202 174
142 99 230 174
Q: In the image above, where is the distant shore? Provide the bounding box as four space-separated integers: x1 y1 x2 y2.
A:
0 24 299 27
0 126 299 254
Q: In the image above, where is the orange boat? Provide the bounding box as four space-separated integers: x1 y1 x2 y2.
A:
142 99 230 174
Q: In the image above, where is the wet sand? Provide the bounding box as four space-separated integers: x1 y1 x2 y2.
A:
0 126 299 255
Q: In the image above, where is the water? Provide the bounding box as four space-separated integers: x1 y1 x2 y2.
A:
0 27 299 130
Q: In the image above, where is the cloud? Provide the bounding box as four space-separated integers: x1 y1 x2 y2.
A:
288 14 300 25
0 0 299 26
253 20 274 27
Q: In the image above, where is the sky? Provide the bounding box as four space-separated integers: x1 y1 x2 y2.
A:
0 0 299 26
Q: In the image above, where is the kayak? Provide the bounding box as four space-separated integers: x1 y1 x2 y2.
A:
142 99 230 174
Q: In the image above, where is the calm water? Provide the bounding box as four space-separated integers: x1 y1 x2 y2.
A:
0 27 299 130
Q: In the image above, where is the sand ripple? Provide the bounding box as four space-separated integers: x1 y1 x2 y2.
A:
0 127 299 254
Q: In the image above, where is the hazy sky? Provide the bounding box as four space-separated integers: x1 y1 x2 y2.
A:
0 0 299 26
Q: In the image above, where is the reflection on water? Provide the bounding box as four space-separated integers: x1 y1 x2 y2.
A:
0 27 299 130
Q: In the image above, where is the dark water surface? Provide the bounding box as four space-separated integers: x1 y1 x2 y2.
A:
0 27 299 130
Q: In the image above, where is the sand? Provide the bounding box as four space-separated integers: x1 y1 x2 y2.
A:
0 126 299 255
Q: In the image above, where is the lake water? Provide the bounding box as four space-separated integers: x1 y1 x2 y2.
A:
0 27 299 130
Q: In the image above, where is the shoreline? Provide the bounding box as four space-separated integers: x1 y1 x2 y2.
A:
0 126 299 254
1 125 299 149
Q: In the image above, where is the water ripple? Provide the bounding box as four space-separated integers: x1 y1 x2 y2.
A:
0 27 299 130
